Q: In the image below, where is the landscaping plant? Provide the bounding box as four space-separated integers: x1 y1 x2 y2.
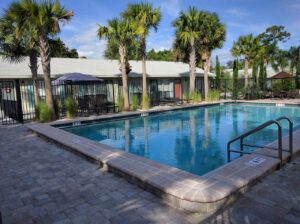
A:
35 101 52 123
117 95 124 112
131 94 139 111
65 97 77 119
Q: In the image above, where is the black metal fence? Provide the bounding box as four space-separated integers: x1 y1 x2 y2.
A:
216 77 300 100
1 77 300 124
0 79 115 124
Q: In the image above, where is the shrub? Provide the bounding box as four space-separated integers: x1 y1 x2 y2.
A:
117 95 124 112
131 94 139 111
142 94 150 110
190 91 202 104
65 97 77 119
207 90 220 102
35 101 52 123
182 92 190 103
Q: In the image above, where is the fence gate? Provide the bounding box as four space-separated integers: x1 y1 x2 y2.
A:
0 80 31 124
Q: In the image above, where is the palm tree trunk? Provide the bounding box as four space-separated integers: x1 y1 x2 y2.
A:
141 37 147 99
119 45 130 111
244 58 249 87
189 38 196 92
29 51 40 105
203 52 210 101
39 33 55 119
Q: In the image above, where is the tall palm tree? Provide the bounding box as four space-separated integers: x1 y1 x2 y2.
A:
123 3 161 109
173 7 200 93
288 46 300 75
231 34 259 87
0 15 40 104
98 18 134 111
271 48 289 72
198 11 226 101
7 0 73 119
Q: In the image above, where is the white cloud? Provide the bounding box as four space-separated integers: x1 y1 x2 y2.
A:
159 0 181 18
62 24 106 58
212 49 233 65
225 8 249 17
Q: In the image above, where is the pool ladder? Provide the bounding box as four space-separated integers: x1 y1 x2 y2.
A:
227 116 293 166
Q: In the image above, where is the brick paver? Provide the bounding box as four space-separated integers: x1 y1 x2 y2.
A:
0 125 299 224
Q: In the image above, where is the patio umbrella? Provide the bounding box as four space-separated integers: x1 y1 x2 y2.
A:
52 73 103 85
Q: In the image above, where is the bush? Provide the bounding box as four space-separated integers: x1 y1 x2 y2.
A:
182 92 190 103
190 91 202 104
35 101 52 123
131 94 139 111
117 95 124 112
142 94 150 110
65 97 77 119
207 90 220 101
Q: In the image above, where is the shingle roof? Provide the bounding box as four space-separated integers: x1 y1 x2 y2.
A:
271 71 293 79
0 57 213 79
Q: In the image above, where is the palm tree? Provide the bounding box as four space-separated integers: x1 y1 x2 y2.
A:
98 18 134 111
198 11 226 101
173 7 200 93
0 14 40 104
231 34 259 87
7 0 73 119
288 46 300 75
271 48 289 72
123 3 161 109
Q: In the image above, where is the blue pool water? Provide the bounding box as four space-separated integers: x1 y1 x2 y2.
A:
63 103 300 176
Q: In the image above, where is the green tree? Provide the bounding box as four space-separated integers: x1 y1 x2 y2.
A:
123 3 161 109
259 58 266 90
215 55 221 88
258 25 290 65
7 0 73 119
0 11 40 104
231 34 260 87
252 60 258 85
232 59 238 99
98 18 135 111
147 49 173 61
49 38 79 58
198 11 226 101
271 48 289 72
288 46 300 75
173 7 200 93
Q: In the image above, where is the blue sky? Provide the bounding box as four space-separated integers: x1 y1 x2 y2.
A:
1 0 300 64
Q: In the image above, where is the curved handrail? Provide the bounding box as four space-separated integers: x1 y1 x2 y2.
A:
276 116 293 158
227 120 283 165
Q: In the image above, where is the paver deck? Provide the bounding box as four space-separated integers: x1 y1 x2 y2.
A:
0 125 300 223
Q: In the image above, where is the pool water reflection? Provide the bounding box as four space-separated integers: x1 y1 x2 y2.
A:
64 103 300 175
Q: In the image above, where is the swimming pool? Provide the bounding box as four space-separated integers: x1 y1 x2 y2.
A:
63 103 300 175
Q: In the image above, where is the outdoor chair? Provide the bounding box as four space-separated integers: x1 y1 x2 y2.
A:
287 90 299 98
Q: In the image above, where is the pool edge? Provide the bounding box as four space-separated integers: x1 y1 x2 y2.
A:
27 121 300 214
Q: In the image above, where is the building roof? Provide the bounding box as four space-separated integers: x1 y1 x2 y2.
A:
0 57 212 79
270 71 293 79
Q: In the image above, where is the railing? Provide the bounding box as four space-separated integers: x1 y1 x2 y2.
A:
227 117 293 166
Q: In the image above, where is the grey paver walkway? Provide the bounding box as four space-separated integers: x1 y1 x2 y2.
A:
0 125 300 224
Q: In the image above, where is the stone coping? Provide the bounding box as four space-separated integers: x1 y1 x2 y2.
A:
27 119 300 213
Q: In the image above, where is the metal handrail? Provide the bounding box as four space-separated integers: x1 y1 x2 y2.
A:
227 116 294 165
227 120 283 165
276 116 293 159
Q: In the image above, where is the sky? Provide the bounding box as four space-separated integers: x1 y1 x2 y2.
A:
1 0 300 65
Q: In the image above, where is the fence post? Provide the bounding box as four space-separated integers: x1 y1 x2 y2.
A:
15 79 24 123
225 79 227 100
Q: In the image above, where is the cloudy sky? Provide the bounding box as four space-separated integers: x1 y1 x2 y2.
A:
1 0 300 64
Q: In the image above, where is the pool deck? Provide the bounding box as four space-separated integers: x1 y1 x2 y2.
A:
27 101 300 214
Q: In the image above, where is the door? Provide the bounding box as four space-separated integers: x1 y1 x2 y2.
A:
174 80 181 99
